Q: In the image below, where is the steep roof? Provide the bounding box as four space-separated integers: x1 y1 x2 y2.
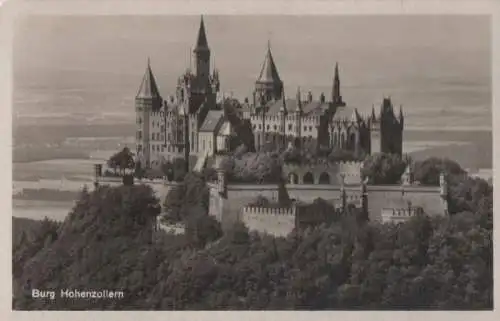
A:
194 16 209 51
263 99 329 116
256 45 282 85
136 59 161 100
199 110 224 133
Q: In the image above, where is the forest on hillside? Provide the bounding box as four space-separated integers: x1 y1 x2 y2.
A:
12 156 493 310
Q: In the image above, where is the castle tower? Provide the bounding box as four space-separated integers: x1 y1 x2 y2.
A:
193 16 210 89
332 62 345 106
254 41 283 106
294 87 302 148
369 97 403 155
135 58 163 168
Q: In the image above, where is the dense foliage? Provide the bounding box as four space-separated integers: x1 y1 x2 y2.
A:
162 173 210 224
220 151 283 184
361 153 409 184
413 157 467 186
282 147 364 166
12 156 493 310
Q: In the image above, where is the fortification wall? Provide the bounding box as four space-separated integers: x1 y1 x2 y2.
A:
285 184 361 204
366 185 446 222
283 161 362 185
241 206 296 237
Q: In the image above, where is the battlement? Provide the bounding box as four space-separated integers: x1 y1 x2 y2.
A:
381 206 424 223
241 206 297 216
240 205 298 237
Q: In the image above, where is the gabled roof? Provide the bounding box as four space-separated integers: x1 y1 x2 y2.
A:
200 110 224 133
136 59 161 100
256 44 282 85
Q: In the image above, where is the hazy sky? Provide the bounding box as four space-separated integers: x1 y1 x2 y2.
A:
13 15 491 128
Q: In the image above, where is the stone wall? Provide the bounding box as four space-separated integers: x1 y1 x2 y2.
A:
366 185 446 222
283 161 362 185
241 206 297 237
208 180 447 227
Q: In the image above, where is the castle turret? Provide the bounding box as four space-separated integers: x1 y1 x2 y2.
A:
135 58 163 168
255 41 283 105
401 163 413 186
279 88 287 149
193 16 210 88
332 62 345 106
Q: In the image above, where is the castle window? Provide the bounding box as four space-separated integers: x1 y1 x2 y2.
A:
288 124 292 131
137 118 142 125
253 124 256 130
258 124 262 130
137 131 142 140
273 125 277 131
309 126 313 131
267 125 270 131
161 125 165 132
304 126 307 132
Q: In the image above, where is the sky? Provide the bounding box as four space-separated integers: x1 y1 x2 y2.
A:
12 15 491 129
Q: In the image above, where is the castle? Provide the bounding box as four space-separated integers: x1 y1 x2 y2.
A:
120 17 448 236
134 17 404 170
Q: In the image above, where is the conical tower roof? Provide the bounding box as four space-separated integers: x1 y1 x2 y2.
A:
257 42 282 85
136 58 161 100
194 16 209 51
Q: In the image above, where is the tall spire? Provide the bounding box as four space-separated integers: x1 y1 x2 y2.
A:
332 62 343 105
194 15 209 52
136 58 161 100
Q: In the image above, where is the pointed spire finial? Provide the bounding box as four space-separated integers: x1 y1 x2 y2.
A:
147 56 151 67
195 15 209 51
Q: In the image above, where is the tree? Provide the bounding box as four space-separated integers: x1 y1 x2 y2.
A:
107 147 135 176
162 173 210 224
361 153 408 185
413 157 466 186
185 213 223 248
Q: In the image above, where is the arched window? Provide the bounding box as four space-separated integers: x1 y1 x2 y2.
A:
303 172 314 184
349 133 356 150
319 172 330 184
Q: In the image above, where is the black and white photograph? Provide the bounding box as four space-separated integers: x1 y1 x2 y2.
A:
10 8 493 311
